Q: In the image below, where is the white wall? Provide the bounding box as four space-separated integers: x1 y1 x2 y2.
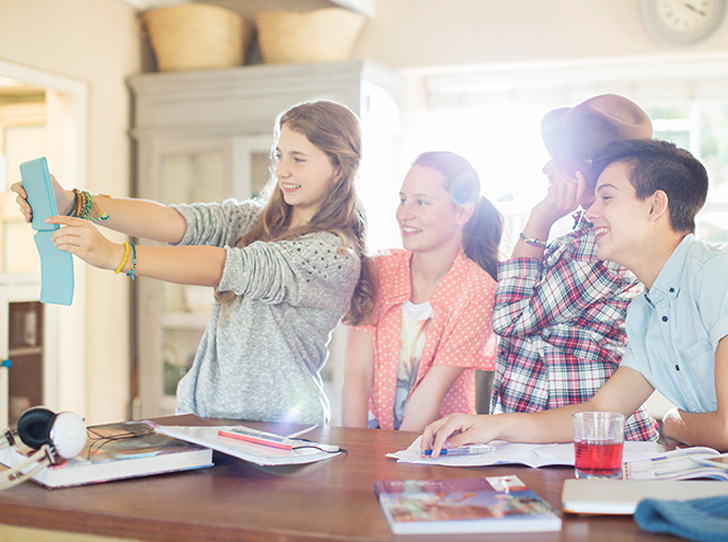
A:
351 0 728 69
0 0 142 424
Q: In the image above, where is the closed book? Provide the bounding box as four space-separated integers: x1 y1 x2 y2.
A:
625 447 728 481
562 479 728 515
375 475 561 535
0 420 213 489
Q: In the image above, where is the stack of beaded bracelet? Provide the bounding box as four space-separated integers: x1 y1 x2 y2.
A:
69 188 109 221
125 243 136 281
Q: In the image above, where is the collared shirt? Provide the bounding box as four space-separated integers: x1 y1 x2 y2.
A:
622 234 728 413
491 214 658 441
352 249 497 430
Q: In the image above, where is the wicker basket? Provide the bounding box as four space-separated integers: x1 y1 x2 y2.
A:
255 8 366 64
144 4 253 72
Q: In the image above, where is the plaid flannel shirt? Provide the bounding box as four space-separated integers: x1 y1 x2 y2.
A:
491 215 658 441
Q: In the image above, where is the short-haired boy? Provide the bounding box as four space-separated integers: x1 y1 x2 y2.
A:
423 139 728 455
492 94 657 441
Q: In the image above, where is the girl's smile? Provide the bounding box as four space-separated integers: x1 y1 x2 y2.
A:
275 123 340 226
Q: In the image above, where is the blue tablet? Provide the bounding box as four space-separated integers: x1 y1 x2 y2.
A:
19 157 74 306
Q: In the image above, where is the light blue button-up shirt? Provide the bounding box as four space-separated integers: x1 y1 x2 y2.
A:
621 234 728 413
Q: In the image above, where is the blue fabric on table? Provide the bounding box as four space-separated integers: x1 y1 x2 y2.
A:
634 496 728 542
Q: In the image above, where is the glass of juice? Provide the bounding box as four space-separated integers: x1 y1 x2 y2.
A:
572 412 625 479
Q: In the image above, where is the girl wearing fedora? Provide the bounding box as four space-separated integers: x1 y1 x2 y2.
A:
490 94 658 441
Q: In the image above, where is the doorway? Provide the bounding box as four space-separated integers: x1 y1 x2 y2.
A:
0 60 87 428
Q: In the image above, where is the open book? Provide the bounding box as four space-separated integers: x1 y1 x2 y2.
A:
151 423 341 466
0 420 213 489
625 446 728 480
376 475 561 534
388 436 660 468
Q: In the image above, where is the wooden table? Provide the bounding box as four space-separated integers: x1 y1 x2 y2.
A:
0 417 680 542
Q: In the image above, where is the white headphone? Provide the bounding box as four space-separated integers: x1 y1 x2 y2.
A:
0 407 86 489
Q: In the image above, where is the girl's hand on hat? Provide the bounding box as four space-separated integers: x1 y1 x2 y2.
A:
531 165 584 228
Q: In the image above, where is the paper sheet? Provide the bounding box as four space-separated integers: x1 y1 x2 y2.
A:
388 436 661 467
151 424 341 466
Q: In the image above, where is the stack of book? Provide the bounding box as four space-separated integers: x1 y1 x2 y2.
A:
0 420 213 489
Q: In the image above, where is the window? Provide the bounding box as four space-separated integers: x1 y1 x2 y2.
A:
401 54 728 252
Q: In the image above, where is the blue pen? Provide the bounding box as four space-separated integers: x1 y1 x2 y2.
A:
421 444 495 457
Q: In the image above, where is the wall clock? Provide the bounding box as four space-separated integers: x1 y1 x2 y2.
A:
641 0 728 48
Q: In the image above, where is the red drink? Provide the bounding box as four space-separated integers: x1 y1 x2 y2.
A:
574 441 623 478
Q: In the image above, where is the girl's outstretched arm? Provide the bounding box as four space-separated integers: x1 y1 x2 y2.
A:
341 328 375 428
12 177 188 245
48 216 226 286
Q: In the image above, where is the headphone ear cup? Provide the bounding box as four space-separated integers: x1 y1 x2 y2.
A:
49 412 86 459
16 407 57 450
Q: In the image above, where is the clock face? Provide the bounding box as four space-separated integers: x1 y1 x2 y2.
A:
658 0 714 32
642 0 728 47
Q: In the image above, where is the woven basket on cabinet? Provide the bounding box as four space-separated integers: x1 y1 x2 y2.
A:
144 4 253 72
255 8 366 64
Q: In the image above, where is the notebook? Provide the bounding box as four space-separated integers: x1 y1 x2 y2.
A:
19 157 74 306
562 479 728 515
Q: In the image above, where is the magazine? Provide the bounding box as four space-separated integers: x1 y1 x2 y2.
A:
375 475 561 534
0 420 213 489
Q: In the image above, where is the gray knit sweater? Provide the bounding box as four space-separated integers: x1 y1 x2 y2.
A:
171 199 360 424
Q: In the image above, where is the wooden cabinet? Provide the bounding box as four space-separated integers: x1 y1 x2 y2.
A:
128 60 403 419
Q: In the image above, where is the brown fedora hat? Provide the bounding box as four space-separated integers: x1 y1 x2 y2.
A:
542 94 652 183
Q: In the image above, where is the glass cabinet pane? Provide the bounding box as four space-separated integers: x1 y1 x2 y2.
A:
8 301 43 426
250 151 272 198
158 150 225 205
162 327 205 397
155 146 226 314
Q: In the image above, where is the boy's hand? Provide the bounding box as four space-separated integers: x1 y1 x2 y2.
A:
419 413 501 458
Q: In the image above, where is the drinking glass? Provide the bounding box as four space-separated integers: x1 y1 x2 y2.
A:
572 412 625 479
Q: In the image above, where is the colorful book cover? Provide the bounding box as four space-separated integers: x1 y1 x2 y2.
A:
375 475 561 534
0 420 213 489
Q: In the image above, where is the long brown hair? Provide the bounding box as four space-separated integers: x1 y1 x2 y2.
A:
216 100 374 323
413 151 503 280
355 151 503 325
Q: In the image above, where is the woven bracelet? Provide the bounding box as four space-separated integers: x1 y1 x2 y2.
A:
519 232 547 249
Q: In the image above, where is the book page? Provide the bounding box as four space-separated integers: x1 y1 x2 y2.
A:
388 436 660 468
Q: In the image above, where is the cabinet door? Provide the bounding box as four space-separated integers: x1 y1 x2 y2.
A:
137 135 272 418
